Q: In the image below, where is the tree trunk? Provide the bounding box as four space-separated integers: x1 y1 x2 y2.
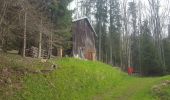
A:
50 33 53 57
38 18 42 58
98 22 102 61
23 12 27 57
0 1 7 25
48 33 53 59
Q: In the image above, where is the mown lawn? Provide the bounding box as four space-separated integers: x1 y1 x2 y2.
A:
0 53 170 100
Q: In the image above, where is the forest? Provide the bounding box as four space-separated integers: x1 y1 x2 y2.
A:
0 0 73 58
0 0 170 99
72 0 170 76
1 0 170 76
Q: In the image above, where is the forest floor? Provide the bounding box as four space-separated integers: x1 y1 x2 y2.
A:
0 53 170 100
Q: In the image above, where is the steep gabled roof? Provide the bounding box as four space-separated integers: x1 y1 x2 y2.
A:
72 17 97 37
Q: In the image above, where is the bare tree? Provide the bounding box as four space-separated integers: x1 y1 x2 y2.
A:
23 11 27 57
38 17 42 58
148 0 166 73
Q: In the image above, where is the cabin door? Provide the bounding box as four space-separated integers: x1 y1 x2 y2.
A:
85 52 96 61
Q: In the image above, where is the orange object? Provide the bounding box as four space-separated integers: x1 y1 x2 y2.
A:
128 67 134 75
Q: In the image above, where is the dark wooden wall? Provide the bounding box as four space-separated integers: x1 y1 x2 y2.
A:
72 19 96 60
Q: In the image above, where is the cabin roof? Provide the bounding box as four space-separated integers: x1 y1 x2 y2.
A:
72 17 97 37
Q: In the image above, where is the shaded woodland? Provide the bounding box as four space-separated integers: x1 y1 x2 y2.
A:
0 0 72 58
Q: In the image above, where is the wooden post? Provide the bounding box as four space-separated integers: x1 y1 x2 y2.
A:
57 47 63 58
92 52 96 61
60 48 63 58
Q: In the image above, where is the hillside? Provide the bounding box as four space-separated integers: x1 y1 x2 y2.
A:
0 53 170 100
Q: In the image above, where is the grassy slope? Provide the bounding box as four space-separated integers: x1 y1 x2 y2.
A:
0 53 170 100
0 53 53 100
17 58 170 100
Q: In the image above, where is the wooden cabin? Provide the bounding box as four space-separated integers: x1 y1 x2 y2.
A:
72 17 97 61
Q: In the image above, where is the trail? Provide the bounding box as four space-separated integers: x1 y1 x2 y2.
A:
93 77 163 100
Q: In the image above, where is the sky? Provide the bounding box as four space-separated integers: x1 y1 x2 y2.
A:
68 0 170 36
68 0 170 22
68 0 169 15
68 0 169 10
68 0 76 10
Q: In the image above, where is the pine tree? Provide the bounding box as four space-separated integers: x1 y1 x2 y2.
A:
95 0 108 61
163 25 170 74
128 2 140 71
109 0 121 66
140 20 163 76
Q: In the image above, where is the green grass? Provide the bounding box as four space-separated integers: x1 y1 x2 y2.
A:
0 53 53 100
0 53 170 100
